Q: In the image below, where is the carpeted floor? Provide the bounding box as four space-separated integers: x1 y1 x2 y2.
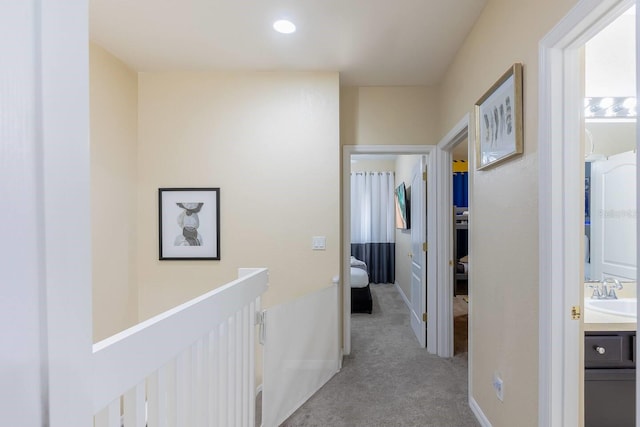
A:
280 284 478 427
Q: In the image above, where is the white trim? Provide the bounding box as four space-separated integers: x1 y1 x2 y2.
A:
394 281 411 309
637 9 640 427
40 1 93 425
538 1 634 426
435 115 469 359
469 396 492 427
1 3 49 425
342 145 436 355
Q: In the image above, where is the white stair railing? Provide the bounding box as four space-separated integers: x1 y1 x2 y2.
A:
92 268 268 427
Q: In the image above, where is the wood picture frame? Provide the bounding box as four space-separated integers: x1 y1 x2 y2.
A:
475 63 524 170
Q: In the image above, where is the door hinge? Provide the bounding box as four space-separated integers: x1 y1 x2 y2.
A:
423 242 427 252
256 310 266 344
449 260 453 266
422 312 428 322
423 171 427 181
571 305 581 320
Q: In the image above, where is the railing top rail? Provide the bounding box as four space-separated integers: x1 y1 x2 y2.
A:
92 267 268 413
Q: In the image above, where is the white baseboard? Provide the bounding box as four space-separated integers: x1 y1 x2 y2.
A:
394 282 411 309
470 396 492 427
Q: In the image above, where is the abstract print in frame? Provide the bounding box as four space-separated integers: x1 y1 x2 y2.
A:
159 188 220 260
475 63 524 170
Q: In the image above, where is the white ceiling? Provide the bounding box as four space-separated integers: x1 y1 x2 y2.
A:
89 0 487 86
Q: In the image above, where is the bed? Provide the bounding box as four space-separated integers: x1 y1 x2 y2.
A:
350 256 372 314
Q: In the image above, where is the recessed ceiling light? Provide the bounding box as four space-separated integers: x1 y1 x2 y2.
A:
273 19 296 34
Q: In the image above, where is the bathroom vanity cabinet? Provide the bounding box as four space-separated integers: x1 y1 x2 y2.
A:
584 331 635 427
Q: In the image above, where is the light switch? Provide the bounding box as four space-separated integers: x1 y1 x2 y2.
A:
312 236 326 250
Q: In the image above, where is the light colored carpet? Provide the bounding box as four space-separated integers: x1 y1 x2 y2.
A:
280 284 478 427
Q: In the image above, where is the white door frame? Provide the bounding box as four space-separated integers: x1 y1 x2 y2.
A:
538 0 636 425
342 145 437 355
1 1 92 425
435 115 470 359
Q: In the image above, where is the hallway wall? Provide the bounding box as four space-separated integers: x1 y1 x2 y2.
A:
90 43 139 342
340 86 440 147
136 71 340 319
436 0 578 425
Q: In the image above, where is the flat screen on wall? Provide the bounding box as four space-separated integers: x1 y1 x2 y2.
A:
395 182 410 229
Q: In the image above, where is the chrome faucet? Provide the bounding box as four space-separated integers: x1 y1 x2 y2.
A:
588 277 623 299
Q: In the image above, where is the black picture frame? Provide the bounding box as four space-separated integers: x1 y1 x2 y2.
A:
158 188 220 260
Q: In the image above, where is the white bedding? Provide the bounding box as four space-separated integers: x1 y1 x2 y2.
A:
350 266 369 288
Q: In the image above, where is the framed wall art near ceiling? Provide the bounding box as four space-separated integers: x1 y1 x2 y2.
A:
475 63 524 170
159 188 220 260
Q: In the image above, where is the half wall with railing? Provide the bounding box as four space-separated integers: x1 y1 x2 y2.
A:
92 268 268 427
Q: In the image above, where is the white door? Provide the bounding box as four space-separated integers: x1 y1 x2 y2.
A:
590 150 637 280
409 159 427 347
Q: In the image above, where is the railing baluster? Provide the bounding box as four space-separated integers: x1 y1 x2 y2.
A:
123 382 145 427
196 336 208 426
166 358 177 427
176 348 192 427
250 298 259 427
218 321 228 427
147 372 158 427
209 328 219 427
157 367 168 427
229 314 237 427
94 399 120 427
235 310 243 426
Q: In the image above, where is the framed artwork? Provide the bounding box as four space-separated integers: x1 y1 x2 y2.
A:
475 63 524 170
158 188 220 260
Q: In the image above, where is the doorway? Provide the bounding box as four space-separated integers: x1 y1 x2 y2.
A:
451 140 469 357
342 145 436 356
436 115 470 359
538 0 638 424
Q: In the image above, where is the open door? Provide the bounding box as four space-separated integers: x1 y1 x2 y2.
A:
590 150 637 280
409 158 427 347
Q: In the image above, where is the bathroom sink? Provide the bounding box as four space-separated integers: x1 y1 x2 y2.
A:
585 298 637 318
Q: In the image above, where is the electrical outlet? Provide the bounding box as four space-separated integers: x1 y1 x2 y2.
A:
493 372 504 401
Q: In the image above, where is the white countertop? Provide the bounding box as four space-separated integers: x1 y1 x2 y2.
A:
583 282 636 332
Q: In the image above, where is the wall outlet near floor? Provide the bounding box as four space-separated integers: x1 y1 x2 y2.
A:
493 372 504 401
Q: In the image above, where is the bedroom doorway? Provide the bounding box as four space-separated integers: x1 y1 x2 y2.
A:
342 145 437 356
436 115 470 359
451 140 469 357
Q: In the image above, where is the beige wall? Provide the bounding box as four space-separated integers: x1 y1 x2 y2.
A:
90 43 139 342
350 158 396 172
437 0 577 425
340 86 440 146
136 72 340 319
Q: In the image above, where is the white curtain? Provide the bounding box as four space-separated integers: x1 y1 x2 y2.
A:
350 172 396 244
350 172 396 283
